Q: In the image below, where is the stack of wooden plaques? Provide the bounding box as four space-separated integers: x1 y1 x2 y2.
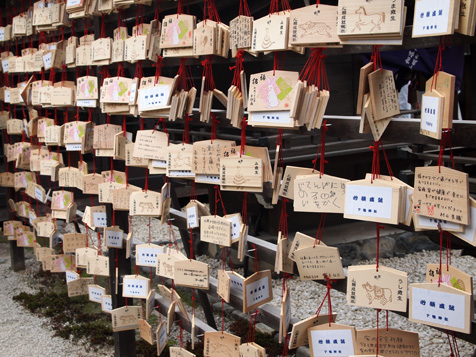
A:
160 14 196 58
193 20 230 58
337 0 406 45
290 80 329 130
456 0 476 36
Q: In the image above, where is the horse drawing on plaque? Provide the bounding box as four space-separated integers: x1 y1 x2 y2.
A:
352 7 385 33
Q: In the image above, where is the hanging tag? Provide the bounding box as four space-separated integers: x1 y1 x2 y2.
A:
355 328 420 356
412 0 457 37
203 331 240 357
200 216 232 246
146 290 156 319
279 287 291 344
160 14 196 49
294 245 345 280
167 300 176 333
87 255 110 277
123 275 150 299
347 265 408 312
218 270 231 302
63 233 88 253
139 319 154 345
67 277 94 297
409 282 472 333
413 166 469 225
156 251 188 279
156 321 168 355
136 243 164 267
129 190 163 217
75 247 98 268
426 264 473 293
88 284 106 304
368 69 400 121
220 156 263 192
105 226 124 249
242 270 273 313
454 197 476 246
420 90 445 139
288 313 337 349
185 201 200 229
174 259 210 289
288 232 316 262
309 323 357 357
252 14 289 52
101 295 113 314
111 306 143 332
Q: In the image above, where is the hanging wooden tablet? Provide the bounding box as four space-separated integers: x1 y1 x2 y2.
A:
138 319 154 345
239 343 262 357
67 277 94 297
252 14 289 52
409 282 472 333
425 72 455 129
220 156 263 192
279 287 291 344
279 166 318 200
133 129 169 161
413 213 463 232
347 265 408 312
167 143 194 178
167 300 176 333
204 331 240 357
156 250 187 279
355 328 420 357
243 270 273 313
454 197 476 246
75 247 98 268
289 4 340 47
362 95 391 141
288 313 337 349
123 274 150 299
230 15 253 52
105 226 124 248
200 216 232 246
129 190 162 217
156 321 168 355
17 230 36 248
170 347 196 357
426 264 473 293
185 201 199 229
413 166 469 225
294 244 345 280
136 243 164 267
368 69 400 121
174 259 209 289
344 178 401 224
101 295 113 314
87 255 109 277
65 270 80 284
192 140 236 179
308 323 357 357
160 14 196 49
111 306 143 332
217 270 231 303
412 0 458 37
63 233 87 253
88 284 105 304
420 90 445 140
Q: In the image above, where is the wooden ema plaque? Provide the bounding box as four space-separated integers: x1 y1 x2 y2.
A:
122 275 150 299
294 173 349 213
426 264 473 293
288 232 317 261
279 166 318 200
139 319 154 345
413 166 469 225
170 347 196 357
420 90 445 140
243 270 273 313
174 259 209 289
308 323 357 357
75 247 97 268
355 328 420 356
425 72 455 129
156 321 168 355
87 255 109 277
67 278 94 297
129 190 163 217
62 233 87 253
294 244 345 280
200 216 232 247
275 235 294 274
347 265 408 312
239 343 266 357
412 0 459 38
409 283 472 334
136 243 164 267
203 331 240 357
156 249 187 279
288 314 337 349
167 300 176 333
279 287 291 344
101 295 113 314
220 156 263 192
368 69 400 121
454 197 476 246
88 284 105 304
217 269 231 303
111 306 143 332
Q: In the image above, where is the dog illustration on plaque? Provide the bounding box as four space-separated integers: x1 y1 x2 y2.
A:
352 7 385 33
162 262 174 276
299 21 332 38
119 315 137 325
139 201 154 213
362 282 392 306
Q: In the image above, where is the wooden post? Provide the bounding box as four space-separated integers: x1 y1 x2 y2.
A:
108 209 136 357
9 240 25 272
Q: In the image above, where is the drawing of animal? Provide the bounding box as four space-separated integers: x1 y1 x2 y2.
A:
119 315 137 324
210 342 233 357
362 282 392 306
139 201 155 212
352 6 385 33
162 262 174 276
299 21 332 38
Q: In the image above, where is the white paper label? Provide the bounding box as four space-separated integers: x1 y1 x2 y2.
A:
421 95 440 133
136 245 164 267
4 89 9 103
417 215 461 231
66 143 82 151
152 159 167 168
245 276 270 308
123 277 148 297
168 170 195 177
0 28 5 41
345 185 392 219
43 52 53 69
186 206 198 229
93 212 108 227
411 287 465 330
227 215 241 242
310 329 355 356
129 82 137 104
249 110 293 126
458 205 476 244
228 272 244 296
413 0 451 36
66 270 80 283
2 59 9 72
89 285 105 303
105 229 123 248
102 295 113 312
196 174 220 184
77 99 97 108
138 85 171 111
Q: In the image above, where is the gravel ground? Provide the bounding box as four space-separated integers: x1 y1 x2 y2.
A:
2 217 475 356
0 243 113 357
